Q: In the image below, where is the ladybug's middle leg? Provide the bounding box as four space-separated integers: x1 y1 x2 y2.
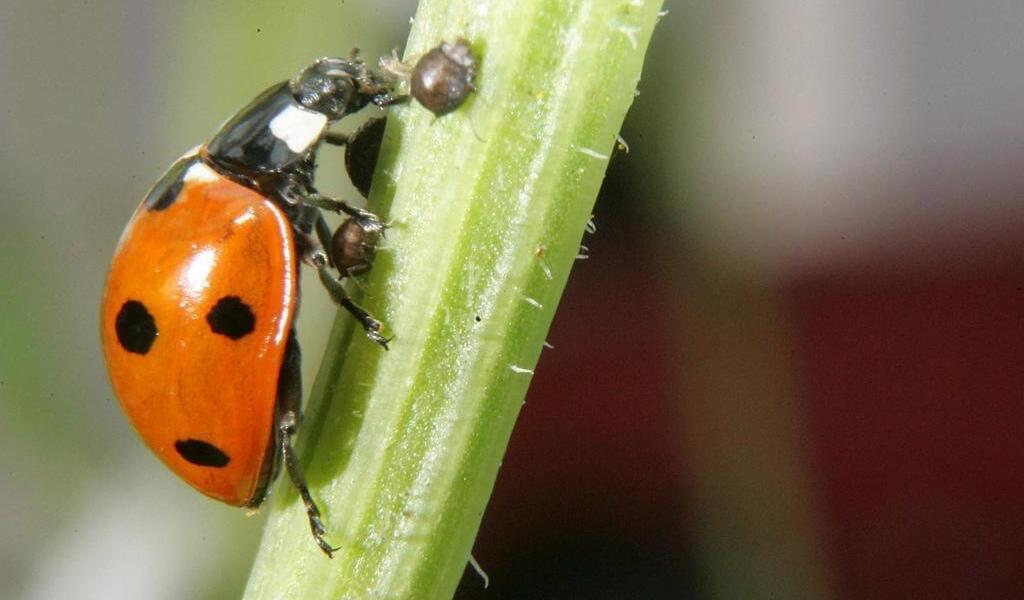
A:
303 194 384 235
322 131 349 147
270 169 382 233
313 254 390 350
276 329 338 558
293 211 390 349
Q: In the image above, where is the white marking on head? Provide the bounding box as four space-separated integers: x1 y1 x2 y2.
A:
183 161 221 183
269 104 328 154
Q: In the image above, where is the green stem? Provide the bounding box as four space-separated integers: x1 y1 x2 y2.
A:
244 0 662 598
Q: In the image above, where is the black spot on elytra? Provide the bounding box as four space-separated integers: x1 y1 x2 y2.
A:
115 300 157 354
175 439 230 467
144 156 194 211
206 295 256 340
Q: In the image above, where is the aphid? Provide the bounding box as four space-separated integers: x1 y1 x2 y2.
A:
381 38 478 116
325 116 388 198
410 38 478 116
331 216 381 277
100 54 396 557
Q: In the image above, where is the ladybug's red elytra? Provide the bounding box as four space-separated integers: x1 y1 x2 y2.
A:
100 54 396 557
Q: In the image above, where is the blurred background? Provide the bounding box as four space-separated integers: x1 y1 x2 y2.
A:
2 1 1022 598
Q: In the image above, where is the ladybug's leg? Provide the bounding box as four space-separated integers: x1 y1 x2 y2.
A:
268 152 384 224
276 331 338 558
288 203 322 237
280 412 338 558
304 194 385 235
294 214 390 349
315 259 390 349
322 131 348 147
314 214 335 261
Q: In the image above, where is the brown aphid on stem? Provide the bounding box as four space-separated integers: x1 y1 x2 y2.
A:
343 117 387 198
331 217 381 277
410 38 477 116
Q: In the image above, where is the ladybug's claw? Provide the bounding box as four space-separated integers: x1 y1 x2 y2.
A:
363 323 391 350
308 512 341 558
355 213 385 235
352 310 390 350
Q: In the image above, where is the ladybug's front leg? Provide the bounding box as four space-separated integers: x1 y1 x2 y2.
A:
322 131 349 147
276 330 338 558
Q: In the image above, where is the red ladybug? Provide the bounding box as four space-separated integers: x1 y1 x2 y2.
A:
100 55 394 557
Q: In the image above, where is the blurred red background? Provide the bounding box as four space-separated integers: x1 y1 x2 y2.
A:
456 163 1024 599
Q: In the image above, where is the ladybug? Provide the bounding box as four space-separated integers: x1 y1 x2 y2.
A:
101 54 395 557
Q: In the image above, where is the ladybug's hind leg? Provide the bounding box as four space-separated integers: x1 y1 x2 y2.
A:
277 331 339 558
280 412 338 558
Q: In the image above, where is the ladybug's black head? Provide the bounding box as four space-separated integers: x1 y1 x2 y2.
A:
291 56 391 121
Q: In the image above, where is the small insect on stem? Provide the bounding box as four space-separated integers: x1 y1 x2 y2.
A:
411 39 477 116
342 117 388 199
383 38 479 116
331 217 381 278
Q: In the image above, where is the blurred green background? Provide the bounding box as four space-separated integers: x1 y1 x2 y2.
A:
3 1 1023 599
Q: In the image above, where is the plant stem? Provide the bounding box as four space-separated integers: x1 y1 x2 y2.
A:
244 0 662 598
